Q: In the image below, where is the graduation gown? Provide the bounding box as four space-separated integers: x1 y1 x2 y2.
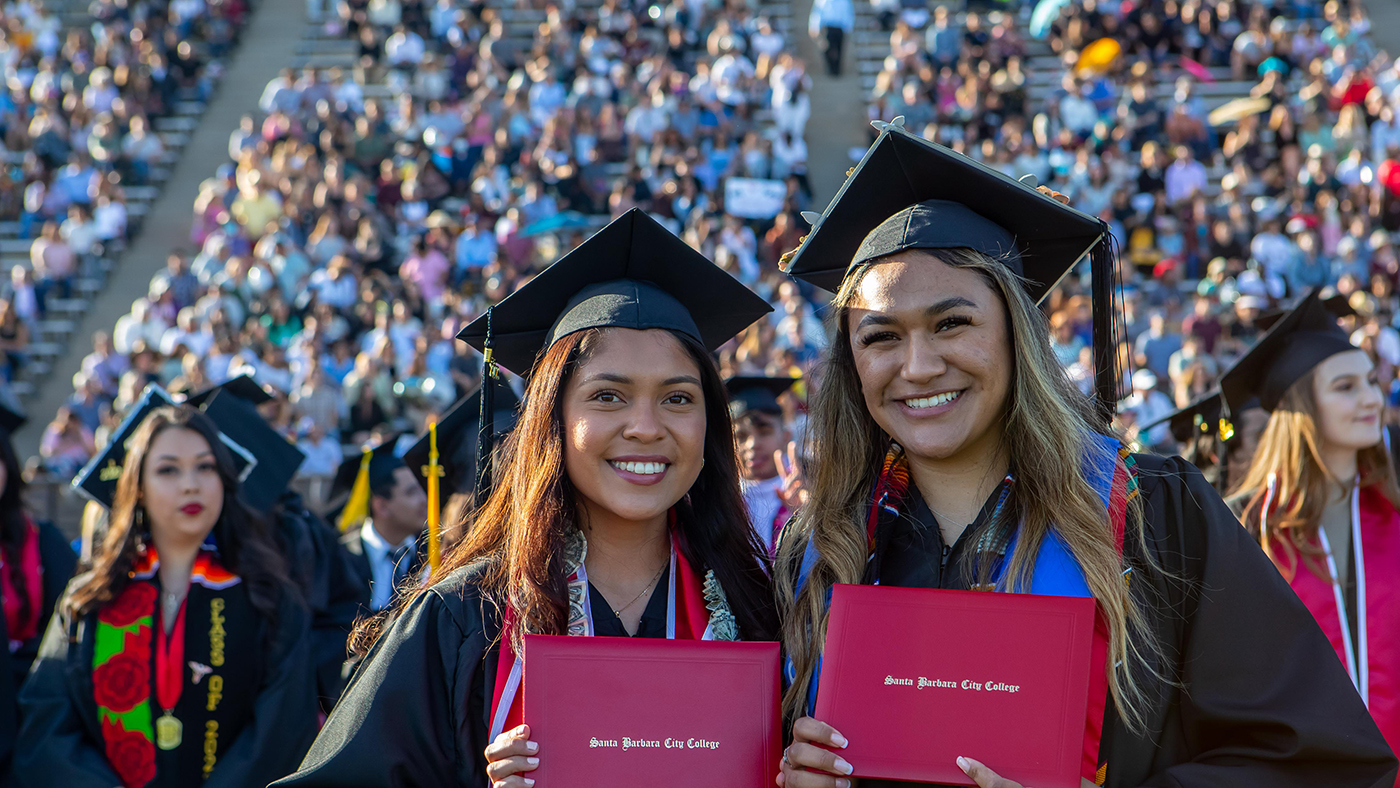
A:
273 494 372 711
850 454 1397 787
273 560 691 788
0 520 76 784
12 573 318 788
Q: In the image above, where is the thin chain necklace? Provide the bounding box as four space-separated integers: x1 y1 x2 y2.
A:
602 557 669 619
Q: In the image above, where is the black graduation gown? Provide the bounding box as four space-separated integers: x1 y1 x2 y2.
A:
272 562 675 788
273 493 373 712
858 455 1397 788
12 576 318 788
0 520 76 785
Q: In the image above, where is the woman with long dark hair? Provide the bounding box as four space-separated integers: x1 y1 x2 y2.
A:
275 209 780 788
774 125 1394 788
0 404 76 779
1227 290 1400 779
15 402 317 788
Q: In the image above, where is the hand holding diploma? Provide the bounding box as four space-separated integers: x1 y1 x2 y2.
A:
485 724 540 788
957 757 1096 788
776 717 854 788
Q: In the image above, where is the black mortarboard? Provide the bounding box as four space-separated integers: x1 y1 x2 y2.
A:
781 120 1107 302
725 375 798 417
781 119 1119 421
1221 289 1358 414
0 402 27 434
72 385 305 513
403 385 522 499
185 374 275 407
456 208 774 375
1255 293 1356 333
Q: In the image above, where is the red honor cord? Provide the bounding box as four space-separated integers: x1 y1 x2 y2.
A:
156 598 188 713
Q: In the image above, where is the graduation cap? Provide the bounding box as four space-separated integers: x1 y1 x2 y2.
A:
403 384 521 500
725 375 798 417
1221 289 1358 414
781 119 1120 421
0 402 27 435
1254 293 1356 333
331 439 407 531
184 374 275 407
456 208 773 501
456 209 774 375
1143 391 1230 446
72 385 305 513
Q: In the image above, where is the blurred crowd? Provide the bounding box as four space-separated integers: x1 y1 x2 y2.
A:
865 0 1400 454
0 0 249 405
30 0 818 509
7 0 1400 510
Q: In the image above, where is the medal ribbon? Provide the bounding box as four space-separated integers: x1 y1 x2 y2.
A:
156 597 188 721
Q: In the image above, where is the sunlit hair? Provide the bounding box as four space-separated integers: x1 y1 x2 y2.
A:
775 248 1160 730
353 328 778 654
1232 365 1399 580
65 406 291 622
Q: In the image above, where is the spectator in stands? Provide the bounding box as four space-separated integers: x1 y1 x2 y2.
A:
37 406 94 477
29 222 74 304
810 0 853 76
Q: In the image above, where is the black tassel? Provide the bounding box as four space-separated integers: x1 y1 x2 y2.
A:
475 306 498 505
1090 221 1123 426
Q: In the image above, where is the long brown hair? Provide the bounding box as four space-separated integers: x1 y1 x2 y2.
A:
353 328 778 654
1231 368 1400 579
775 248 1161 730
65 406 292 622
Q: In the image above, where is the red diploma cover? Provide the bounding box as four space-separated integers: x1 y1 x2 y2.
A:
814 584 1096 788
523 635 781 788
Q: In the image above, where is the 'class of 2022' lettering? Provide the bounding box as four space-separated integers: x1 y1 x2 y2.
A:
884 675 1021 693
588 737 721 750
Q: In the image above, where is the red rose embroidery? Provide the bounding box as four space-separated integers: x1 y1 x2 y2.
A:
99 583 157 628
93 652 149 713
120 629 151 663
102 718 155 788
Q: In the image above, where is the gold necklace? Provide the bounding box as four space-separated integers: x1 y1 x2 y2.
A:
604 557 669 619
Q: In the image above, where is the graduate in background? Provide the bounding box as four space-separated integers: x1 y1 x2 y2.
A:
275 209 780 788
727 376 804 555
1225 290 1400 779
775 124 1395 788
331 443 429 616
183 376 366 714
0 403 76 783
15 391 316 788
403 383 522 526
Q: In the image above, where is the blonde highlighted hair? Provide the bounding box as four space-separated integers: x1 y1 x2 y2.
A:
774 248 1162 730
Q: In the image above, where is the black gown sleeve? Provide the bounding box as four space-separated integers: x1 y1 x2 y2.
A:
1120 456 1397 788
270 571 496 788
12 591 124 788
205 591 319 788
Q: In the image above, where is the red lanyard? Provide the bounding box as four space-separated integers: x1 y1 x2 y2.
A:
156 598 188 714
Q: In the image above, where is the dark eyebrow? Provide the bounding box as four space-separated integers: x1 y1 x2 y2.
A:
663 375 702 387
854 296 979 331
156 452 215 462
585 373 703 387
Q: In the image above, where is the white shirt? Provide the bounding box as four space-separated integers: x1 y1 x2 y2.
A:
361 520 418 611
742 476 784 553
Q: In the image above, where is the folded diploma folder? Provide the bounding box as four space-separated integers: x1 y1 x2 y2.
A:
523 636 781 788
814 585 1096 788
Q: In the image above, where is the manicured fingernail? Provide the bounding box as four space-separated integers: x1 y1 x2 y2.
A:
834 757 853 775
836 780 850 788
526 757 539 766
831 732 849 749
524 780 535 787
957 756 971 773
525 741 539 753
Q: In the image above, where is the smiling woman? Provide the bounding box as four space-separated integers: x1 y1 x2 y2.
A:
275 209 780 788
15 404 315 788
774 127 1396 788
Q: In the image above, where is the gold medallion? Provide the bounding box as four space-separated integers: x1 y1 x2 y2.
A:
156 711 183 750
